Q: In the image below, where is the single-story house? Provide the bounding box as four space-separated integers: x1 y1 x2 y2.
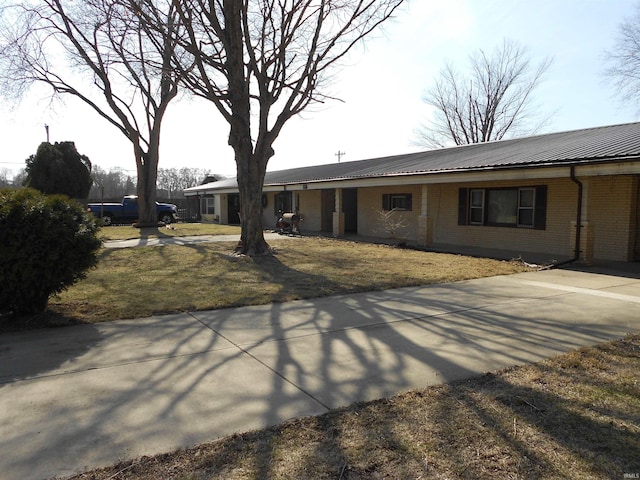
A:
184 122 640 265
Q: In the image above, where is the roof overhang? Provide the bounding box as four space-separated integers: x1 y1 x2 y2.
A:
185 157 640 196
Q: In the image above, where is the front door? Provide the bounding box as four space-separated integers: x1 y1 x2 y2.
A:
321 189 335 232
227 194 241 224
634 177 640 260
343 188 358 233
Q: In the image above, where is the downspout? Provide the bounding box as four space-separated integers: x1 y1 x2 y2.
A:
551 165 582 268
554 165 583 267
570 165 583 263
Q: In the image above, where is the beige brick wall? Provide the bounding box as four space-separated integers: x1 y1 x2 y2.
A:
358 185 422 240
297 190 322 232
215 173 640 263
587 175 637 261
260 191 323 232
429 179 577 260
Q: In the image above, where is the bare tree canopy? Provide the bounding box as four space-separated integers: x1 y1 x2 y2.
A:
415 39 552 148
89 165 136 200
164 0 404 255
604 2 640 110
0 0 182 226
157 167 212 197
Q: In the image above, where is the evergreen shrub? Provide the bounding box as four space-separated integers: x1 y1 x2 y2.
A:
0 188 102 315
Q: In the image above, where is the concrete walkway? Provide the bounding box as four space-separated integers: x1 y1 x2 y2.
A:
102 231 299 249
1 267 639 479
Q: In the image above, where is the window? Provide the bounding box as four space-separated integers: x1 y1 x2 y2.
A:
274 191 293 215
200 197 215 215
382 193 412 211
458 186 547 229
517 188 535 227
487 189 518 225
469 189 484 224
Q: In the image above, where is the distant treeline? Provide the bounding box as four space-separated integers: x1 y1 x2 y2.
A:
0 166 224 201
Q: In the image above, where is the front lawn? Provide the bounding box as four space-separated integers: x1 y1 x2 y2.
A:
37 236 529 325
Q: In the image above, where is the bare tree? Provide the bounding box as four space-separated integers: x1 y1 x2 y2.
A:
157 167 211 198
605 3 640 110
161 0 404 255
12 169 28 188
157 167 181 198
0 168 12 188
415 39 552 148
0 0 182 226
89 165 136 200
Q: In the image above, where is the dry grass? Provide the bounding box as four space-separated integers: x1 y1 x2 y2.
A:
35 237 527 324
65 334 640 480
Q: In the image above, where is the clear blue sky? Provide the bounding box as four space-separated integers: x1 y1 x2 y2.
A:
1 0 638 179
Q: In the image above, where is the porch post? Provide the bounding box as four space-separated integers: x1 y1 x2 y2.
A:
333 188 345 237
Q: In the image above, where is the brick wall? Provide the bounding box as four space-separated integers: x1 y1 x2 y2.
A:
426 179 574 260
357 185 422 240
587 175 638 261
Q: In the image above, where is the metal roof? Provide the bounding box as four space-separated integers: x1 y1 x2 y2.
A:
185 122 640 193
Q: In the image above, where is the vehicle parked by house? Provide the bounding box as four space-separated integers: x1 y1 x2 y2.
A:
87 195 178 226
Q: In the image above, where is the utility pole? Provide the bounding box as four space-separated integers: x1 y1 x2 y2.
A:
45 124 50 143
335 150 346 162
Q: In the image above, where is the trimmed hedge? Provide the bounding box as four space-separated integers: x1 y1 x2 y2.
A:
0 188 102 315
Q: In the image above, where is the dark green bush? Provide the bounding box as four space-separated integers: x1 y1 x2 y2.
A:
0 188 102 315
24 141 93 199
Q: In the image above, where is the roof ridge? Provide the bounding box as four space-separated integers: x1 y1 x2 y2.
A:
185 121 640 193
268 121 640 172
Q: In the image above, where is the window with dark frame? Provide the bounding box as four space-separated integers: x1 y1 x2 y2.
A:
458 186 547 230
274 191 293 215
517 188 535 227
200 197 215 215
469 189 484 225
382 193 412 211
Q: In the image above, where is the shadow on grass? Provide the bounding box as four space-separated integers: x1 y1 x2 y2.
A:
65 336 640 479
425 343 640 479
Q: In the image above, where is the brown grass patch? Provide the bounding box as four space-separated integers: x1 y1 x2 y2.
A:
63 334 640 480
32 237 528 324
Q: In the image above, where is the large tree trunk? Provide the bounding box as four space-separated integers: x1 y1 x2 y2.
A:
233 138 272 256
135 146 159 228
132 105 168 228
235 160 269 256
223 0 272 256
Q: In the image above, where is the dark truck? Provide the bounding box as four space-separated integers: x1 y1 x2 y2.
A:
87 195 178 226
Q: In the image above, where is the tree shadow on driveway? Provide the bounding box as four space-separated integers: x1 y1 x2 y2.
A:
0 322 102 384
189 256 640 479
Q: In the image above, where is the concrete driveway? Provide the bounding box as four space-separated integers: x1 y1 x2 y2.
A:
1 267 639 479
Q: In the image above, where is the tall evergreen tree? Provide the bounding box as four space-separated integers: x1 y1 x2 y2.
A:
24 141 92 199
